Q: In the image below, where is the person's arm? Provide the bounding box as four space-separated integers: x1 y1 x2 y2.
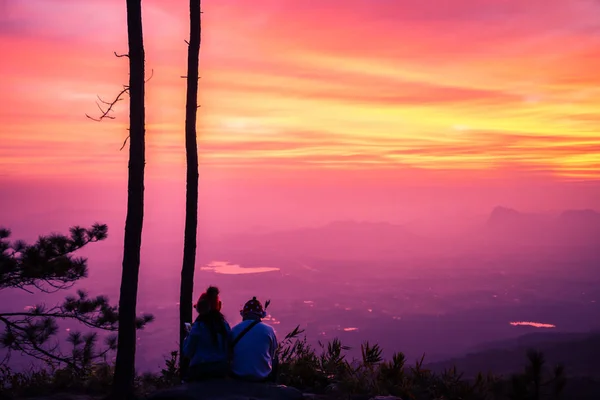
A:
182 322 201 359
270 329 278 360
270 329 279 381
224 321 233 354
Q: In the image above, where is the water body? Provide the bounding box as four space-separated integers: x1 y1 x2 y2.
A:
201 261 280 275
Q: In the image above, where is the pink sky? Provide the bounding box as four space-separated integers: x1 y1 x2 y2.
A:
1 0 599 235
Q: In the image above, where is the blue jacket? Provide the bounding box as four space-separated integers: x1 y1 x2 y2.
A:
230 320 278 380
183 318 231 368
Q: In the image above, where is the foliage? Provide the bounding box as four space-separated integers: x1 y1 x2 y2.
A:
0 328 592 400
0 225 153 375
0 362 116 398
277 328 570 400
0 350 184 398
490 349 569 400
0 224 107 292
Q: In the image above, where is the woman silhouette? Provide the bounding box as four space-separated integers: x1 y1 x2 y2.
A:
182 286 231 380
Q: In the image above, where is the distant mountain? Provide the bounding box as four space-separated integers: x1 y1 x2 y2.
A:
206 208 600 260
468 331 595 353
486 206 546 227
483 207 550 245
557 209 600 243
428 332 600 379
481 207 600 247
219 220 431 260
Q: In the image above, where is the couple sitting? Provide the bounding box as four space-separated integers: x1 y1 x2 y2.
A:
182 286 278 382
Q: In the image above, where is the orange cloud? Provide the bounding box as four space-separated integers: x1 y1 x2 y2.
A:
1 0 599 182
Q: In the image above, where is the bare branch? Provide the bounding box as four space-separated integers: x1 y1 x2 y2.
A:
86 87 129 122
114 51 129 58
120 136 130 151
0 315 78 370
146 69 154 83
90 101 115 122
0 349 10 366
16 285 34 294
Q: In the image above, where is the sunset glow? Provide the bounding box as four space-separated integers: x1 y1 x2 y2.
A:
2 0 600 182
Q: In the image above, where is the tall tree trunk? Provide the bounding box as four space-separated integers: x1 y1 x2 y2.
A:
179 0 201 377
112 0 145 397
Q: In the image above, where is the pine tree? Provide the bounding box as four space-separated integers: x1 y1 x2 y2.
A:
0 225 152 372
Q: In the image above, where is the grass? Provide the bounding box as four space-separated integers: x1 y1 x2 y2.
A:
0 328 573 400
0 355 178 399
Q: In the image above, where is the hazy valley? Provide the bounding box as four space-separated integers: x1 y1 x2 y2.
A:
3 206 599 377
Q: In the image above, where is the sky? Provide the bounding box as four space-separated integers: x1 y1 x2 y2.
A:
1 0 600 235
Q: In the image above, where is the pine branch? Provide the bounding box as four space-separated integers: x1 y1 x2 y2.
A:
0 224 154 372
0 224 107 292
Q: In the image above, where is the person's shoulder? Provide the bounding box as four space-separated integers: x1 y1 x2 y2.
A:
258 321 276 334
190 320 205 333
231 319 249 332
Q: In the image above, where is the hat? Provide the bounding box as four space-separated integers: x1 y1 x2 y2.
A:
195 286 221 313
241 296 267 318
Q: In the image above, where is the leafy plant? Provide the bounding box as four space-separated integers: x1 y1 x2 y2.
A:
276 326 569 400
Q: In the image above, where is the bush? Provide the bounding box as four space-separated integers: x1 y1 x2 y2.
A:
276 328 567 400
0 324 571 399
0 352 181 399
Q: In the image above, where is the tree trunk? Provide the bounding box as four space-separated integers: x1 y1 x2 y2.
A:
179 0 201 377
112 0 145 397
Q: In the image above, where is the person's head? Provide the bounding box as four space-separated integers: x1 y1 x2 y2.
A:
240 296 267 321
193 286 228 346
194 286 222 315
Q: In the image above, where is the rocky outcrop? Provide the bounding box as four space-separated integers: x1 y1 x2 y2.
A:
147 380 303 400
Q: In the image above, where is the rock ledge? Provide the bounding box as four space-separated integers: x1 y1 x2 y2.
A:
147 380 303 400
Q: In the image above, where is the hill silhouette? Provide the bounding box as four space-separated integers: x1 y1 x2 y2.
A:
482 206 600 247
468 331 595 353
201 209 600 262
221 220 430 260
428 331 600 378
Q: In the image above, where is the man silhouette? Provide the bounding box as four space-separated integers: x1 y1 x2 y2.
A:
230 297 278 382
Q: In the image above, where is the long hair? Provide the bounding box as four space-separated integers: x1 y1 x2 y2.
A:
194 286 228 346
